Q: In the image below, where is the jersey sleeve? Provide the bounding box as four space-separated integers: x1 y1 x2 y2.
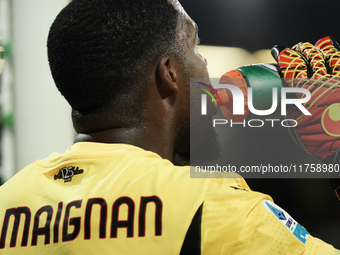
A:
201 177 338 255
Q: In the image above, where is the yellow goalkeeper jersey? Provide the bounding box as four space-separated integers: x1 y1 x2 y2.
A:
0 142 338 254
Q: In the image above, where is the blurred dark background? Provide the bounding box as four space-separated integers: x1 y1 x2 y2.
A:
181 0 340 248
180 0 340 52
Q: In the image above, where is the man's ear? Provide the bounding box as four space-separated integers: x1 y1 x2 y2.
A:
156 56 179 99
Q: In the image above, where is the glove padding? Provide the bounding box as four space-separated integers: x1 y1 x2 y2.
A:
272 36 340 161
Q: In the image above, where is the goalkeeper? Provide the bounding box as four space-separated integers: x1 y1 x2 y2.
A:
0 0 339 254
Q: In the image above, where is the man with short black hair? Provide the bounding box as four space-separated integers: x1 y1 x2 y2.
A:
47 0 218 166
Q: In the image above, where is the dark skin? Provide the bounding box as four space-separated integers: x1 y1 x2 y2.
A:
74 5 211 164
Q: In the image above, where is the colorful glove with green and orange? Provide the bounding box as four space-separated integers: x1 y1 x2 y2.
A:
272 36 340 195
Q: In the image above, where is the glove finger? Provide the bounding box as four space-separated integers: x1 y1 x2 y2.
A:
271 45 287 62
293 42 329 78
315 36 340 77
315 36 340 52
275 47 310 87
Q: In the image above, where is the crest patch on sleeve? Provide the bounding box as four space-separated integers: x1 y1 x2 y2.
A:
262 199 309 244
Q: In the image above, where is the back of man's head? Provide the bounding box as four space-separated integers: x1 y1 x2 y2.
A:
48 0 180 116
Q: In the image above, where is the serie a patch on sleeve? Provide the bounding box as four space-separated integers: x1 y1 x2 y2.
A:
262 199 309 244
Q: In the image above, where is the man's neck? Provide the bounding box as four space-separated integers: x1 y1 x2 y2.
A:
74 125 176 162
